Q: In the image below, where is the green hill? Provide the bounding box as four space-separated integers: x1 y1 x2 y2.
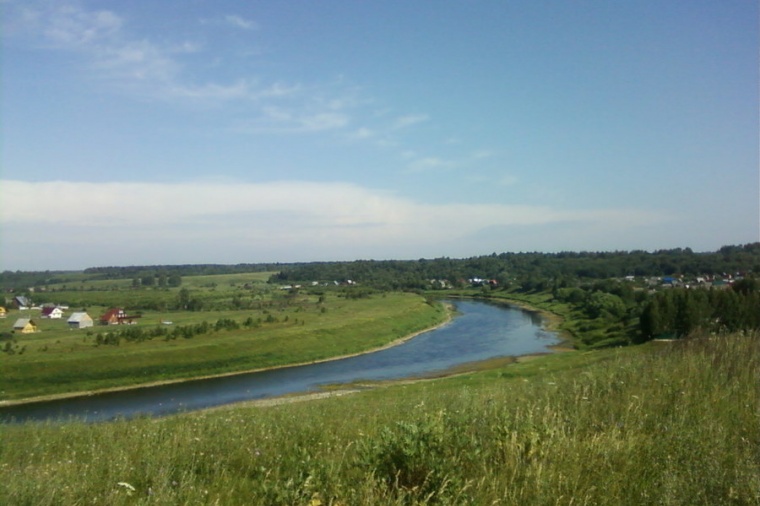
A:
2 333 757 505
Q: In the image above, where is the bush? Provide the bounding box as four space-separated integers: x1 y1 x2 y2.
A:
358 412 464 501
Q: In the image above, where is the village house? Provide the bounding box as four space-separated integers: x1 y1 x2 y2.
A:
41 306 64 319
13 296 30 309
68 312 94 329
0 306 6 318
100 308 141 325
13 318 38 334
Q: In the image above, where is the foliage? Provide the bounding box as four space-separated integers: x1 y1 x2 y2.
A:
357 411 464 501
640 286 760 339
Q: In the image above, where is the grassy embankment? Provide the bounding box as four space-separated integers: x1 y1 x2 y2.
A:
0 289 447 402
1 333 757 504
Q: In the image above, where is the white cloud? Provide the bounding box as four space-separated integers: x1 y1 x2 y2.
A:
95 39 180 83
471 150 495 160
4 2 341 117
10 2 181 87
42 4 123 48
406 156 457 172
394 114 429 129
238 107 350 134
498 175 519 186
224 14 257 31
350 127 375 140
0 179 671 270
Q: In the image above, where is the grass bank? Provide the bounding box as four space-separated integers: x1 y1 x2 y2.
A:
2 334 757 505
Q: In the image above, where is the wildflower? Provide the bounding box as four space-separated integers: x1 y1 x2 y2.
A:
117 482 136 496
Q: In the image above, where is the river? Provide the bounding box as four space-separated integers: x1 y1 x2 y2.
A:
0 299 558 423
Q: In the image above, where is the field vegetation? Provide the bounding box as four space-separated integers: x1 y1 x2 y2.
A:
1 334 757 504
0 283 446 401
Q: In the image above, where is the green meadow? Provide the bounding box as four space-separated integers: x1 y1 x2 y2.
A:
1 334 757 505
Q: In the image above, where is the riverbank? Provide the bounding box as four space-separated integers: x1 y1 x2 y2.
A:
0 297 566 420
0 293 447 404
446 293 575 349
194 298 567 414
0 298 564 423
0 303 454 408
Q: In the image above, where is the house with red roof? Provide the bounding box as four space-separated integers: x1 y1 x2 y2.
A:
100 308 141 325
41 306 64 319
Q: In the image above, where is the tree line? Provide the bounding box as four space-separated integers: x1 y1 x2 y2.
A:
639 280 760 340
270 244 760 289
4 244 758 292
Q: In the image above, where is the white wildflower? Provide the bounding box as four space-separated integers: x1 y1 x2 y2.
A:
117 482 136 496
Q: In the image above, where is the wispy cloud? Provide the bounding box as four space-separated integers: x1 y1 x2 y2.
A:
42 4 122 47
497 174 519 186
4 1 357 131
94 38 181 83
1 179 669 270
224 14 257 31
406 156 457 172
471 150 495 160
349 127 376 140
237 107 350 134
393 114 429 129
10 2 182 89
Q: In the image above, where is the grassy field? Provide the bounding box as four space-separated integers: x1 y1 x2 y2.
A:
15 271 278 310
1 334 757 504
0 291 447 401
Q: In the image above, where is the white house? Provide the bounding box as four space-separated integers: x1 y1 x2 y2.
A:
41 306 64 319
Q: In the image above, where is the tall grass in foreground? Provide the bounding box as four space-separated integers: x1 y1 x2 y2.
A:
1 334 758 505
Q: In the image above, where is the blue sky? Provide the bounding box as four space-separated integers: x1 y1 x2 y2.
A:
1 0 758 271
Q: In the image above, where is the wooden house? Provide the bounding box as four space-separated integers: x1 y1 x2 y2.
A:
100 308 141 325
41 306 64 319
68 312 94 329
13 296 30 309
0 306 6 318
13 318 38 334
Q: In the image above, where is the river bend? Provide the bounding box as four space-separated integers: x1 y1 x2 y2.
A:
0 299 558 423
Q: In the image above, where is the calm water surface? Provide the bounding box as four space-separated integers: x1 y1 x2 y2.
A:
0 299 558 423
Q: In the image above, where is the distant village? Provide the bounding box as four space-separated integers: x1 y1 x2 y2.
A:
2 271 745 335
2 295 142 335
